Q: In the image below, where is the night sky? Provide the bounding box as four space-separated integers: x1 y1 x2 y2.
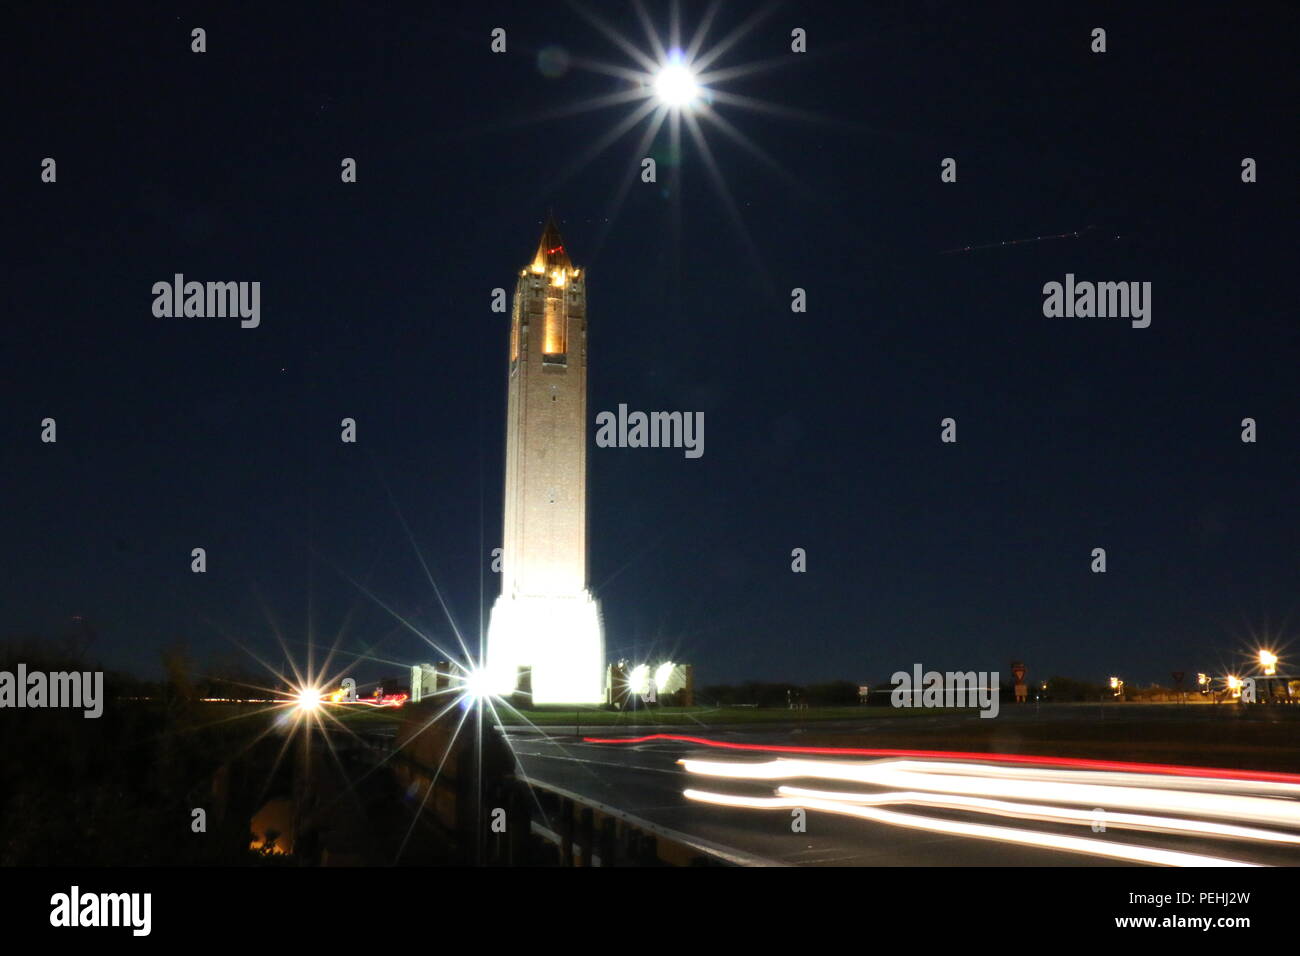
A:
6 2 1298 689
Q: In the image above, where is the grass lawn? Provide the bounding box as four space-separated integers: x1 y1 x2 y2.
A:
486 704 974 727
321 701 978 729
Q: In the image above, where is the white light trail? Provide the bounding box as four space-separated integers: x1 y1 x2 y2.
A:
881 758 1300 797
678 757 1300 829
774 786 1300 846
682 789 1259 868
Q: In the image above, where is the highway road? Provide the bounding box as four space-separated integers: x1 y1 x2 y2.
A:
504 713 1300 867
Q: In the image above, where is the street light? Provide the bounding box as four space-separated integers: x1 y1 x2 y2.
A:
293 686 323 713
1259 650 1278 676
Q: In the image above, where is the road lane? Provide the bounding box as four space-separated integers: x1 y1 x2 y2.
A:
505 729 1300 867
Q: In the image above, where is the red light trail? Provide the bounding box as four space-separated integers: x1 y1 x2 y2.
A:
582 733 1300 785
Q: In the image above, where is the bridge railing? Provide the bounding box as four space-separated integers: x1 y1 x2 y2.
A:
350 714 758 866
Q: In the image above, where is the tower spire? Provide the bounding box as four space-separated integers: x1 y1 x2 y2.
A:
533 211 571 271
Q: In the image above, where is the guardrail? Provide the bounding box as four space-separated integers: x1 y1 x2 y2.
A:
514 776 776 867
352 710 763 866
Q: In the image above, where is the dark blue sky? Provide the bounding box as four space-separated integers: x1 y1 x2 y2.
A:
6 1 1298 689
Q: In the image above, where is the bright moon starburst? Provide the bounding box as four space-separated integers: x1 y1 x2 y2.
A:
496 1 825 275
653 54 700 108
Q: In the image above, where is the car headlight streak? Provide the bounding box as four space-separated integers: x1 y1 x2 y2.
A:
681 788 1258 867
674 754 1300 866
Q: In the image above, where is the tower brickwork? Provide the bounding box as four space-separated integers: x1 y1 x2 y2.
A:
487 216 605 704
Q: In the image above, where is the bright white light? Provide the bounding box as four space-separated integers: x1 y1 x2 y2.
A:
654 661 677 694
654 59 699 108
627 664 651 697
294 687 323 712
677 755 1300 866
1259 651 1278 676
677 757 1300 828
774 786 1300 846
461 668 494 701
681 789 1257 867
485 591 606 704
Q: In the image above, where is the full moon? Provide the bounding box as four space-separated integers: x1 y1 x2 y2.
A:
654 60 699 108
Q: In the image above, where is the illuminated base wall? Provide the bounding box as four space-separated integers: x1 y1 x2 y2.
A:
485 591 605 705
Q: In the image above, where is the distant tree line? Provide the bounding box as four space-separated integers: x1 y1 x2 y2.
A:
695 675 1165 707
0 633 292 865
699 680 861 708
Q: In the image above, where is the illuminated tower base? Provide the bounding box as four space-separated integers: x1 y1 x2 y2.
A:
486 593 605 705
485 216 606 706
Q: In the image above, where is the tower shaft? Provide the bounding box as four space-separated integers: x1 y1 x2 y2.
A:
501 241 589 597
487 218 604 704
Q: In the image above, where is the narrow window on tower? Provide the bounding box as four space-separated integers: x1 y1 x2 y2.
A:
542 298 566 364
510 315 519 371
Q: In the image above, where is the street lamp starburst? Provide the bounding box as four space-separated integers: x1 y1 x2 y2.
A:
294 686 323 713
